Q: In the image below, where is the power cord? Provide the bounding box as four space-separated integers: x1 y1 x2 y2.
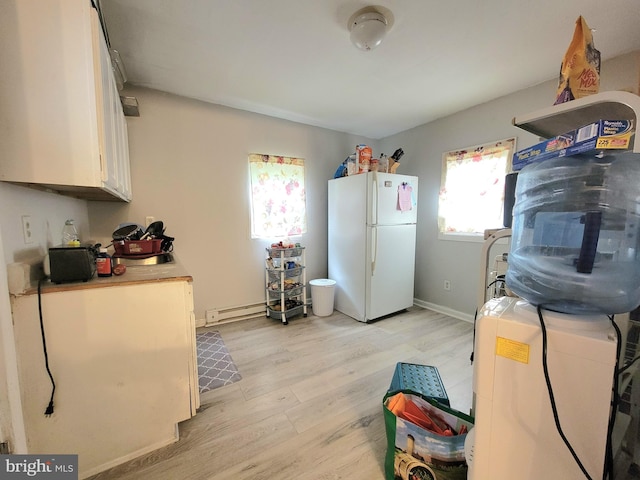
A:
536 306 620 480
37 278 56 416
470 308 477 364
603 316 621 480
619 354 640 375
536 305 594 480
471 280 506 365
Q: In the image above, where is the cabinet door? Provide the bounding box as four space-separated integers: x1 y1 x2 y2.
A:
0 0 131 201
0 0 101 186
115 89 132 200
95 11 119 194
93 8 132 201
11 281 195 476
183 282 200 413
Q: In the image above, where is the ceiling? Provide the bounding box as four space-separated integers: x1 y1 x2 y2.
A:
99 0 640 139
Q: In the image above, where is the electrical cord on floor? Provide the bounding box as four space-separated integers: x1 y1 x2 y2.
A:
603 315 621 480
536 305 594 480
37 278 56 416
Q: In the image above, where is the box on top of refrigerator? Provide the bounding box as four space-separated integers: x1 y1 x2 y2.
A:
356 144 372 173
512 119 635 171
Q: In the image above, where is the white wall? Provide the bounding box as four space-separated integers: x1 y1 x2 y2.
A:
0 183 90 268
0 182 89 451
87 87 378 321
381 51 640 320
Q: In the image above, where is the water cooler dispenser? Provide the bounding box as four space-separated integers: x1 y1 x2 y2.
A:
470 152 640 479
470 297 618 479
507 152 640 315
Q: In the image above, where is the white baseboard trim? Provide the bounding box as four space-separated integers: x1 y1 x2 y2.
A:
197 301 475 326
413 299 474 324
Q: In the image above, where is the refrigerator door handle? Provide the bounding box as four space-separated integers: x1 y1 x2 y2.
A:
371 171 378 225
371 226 377 275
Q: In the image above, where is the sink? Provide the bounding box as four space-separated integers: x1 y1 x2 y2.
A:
113 252 174 266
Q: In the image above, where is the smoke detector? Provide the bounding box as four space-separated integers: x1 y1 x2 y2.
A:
348 6 393 51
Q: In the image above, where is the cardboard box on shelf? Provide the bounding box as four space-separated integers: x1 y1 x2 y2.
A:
513 119 635 171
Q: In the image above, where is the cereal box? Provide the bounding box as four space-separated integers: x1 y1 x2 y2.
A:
356 144 372 173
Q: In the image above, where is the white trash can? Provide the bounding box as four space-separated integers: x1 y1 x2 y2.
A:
309 279 336 317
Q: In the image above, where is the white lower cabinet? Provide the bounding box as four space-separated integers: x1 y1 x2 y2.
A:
10 280 198 479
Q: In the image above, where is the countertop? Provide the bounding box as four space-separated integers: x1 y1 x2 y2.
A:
23 255 192 296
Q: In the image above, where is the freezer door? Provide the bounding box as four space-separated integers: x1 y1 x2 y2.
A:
365 224 416 321
367 172 418 226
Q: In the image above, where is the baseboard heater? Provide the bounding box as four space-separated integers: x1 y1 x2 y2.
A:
205 302 266 325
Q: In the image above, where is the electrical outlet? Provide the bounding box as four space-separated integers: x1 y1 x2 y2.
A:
444 280 451 291
145 216 155 227
21 215 33 244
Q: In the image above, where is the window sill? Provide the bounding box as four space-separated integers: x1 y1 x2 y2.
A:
438 233 484 243
438 231 509 244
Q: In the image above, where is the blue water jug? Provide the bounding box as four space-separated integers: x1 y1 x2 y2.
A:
506 152 640 315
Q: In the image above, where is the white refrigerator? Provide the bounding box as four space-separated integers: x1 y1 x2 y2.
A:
328 172 418 322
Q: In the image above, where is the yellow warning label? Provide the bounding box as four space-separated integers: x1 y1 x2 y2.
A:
496 337 529 364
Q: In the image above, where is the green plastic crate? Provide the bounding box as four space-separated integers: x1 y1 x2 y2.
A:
388 362 449 406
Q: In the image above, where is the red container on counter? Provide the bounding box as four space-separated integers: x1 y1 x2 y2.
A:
113 239 162 255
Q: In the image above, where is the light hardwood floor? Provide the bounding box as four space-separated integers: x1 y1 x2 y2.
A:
88 307 474 480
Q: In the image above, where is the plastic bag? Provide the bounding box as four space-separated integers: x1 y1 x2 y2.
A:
554 16 600 105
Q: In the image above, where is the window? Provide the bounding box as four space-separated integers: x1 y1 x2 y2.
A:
438 138 515 236
249 153 307 239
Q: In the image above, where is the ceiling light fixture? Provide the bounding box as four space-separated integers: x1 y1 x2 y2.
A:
349 7 390 51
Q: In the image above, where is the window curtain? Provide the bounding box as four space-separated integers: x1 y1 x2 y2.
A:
438 138 515 234
249 154 307 238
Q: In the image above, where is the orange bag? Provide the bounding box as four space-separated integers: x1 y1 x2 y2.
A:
554 16 600 105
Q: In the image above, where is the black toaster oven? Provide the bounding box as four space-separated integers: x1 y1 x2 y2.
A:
48 245 96 284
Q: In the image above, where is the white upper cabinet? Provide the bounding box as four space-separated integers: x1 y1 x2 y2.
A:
0 0 132 201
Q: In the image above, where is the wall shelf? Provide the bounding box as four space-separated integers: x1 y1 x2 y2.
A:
513 90 640 154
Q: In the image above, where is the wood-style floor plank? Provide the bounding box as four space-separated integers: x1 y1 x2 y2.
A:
88 306 474 480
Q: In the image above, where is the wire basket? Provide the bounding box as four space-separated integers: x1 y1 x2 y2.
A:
266 247 303 258
267 266 304 281
268 285 304 298
266 300 305 319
